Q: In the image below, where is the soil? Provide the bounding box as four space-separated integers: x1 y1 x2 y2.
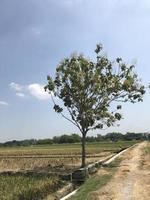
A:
95 142 150 200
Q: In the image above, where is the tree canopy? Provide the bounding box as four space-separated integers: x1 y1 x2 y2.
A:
45 44 145 167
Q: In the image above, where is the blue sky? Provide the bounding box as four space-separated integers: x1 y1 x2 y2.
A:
0 0 150 142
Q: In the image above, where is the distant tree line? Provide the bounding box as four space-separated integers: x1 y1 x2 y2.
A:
0 132 149 147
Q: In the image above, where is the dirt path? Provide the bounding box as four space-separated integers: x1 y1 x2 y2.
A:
96 142 150 200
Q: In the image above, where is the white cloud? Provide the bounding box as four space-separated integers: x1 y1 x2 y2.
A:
9 82 23 92
0 101 9 106
16 93 26 98
9 82 50 101
9 82 26 98
28 83 50 100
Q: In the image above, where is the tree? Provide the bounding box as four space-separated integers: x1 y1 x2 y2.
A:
104 132 124 142
45 44 145 167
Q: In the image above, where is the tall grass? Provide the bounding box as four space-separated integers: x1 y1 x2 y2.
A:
0 175 61 200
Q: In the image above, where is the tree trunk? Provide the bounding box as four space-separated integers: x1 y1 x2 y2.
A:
81 133 86 168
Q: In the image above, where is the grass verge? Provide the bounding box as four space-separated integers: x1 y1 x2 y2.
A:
140 142 150 170
69 158 122 200
144 142 150 154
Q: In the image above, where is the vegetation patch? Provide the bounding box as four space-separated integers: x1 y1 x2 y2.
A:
0 174 62 200
69 157 122 200
0 142 133 199
69 174 112 200
105 157 122 168
0 141 136 172
144 143 150 154
140 142 150 170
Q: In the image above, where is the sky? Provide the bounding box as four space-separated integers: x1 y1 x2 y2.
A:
0 0 150 142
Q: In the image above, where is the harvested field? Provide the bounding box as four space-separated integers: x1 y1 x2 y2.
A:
0 141 136 172
0 141 137 199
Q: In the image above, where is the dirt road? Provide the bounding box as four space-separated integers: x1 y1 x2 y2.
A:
97 142 150 200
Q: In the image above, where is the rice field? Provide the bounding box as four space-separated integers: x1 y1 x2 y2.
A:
0 141 137 199
0 174 61 200
0 141 136 172
0 141 136 156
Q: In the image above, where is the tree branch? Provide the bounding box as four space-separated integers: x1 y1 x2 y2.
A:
50 92 79 128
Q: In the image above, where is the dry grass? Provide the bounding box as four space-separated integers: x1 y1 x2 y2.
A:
0 141 136 172
0 154 111 172
0 174 61 200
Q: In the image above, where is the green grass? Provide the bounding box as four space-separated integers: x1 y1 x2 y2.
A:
0 141 137 156
0 175 61 200
69 158 122 200
69 174 112 200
